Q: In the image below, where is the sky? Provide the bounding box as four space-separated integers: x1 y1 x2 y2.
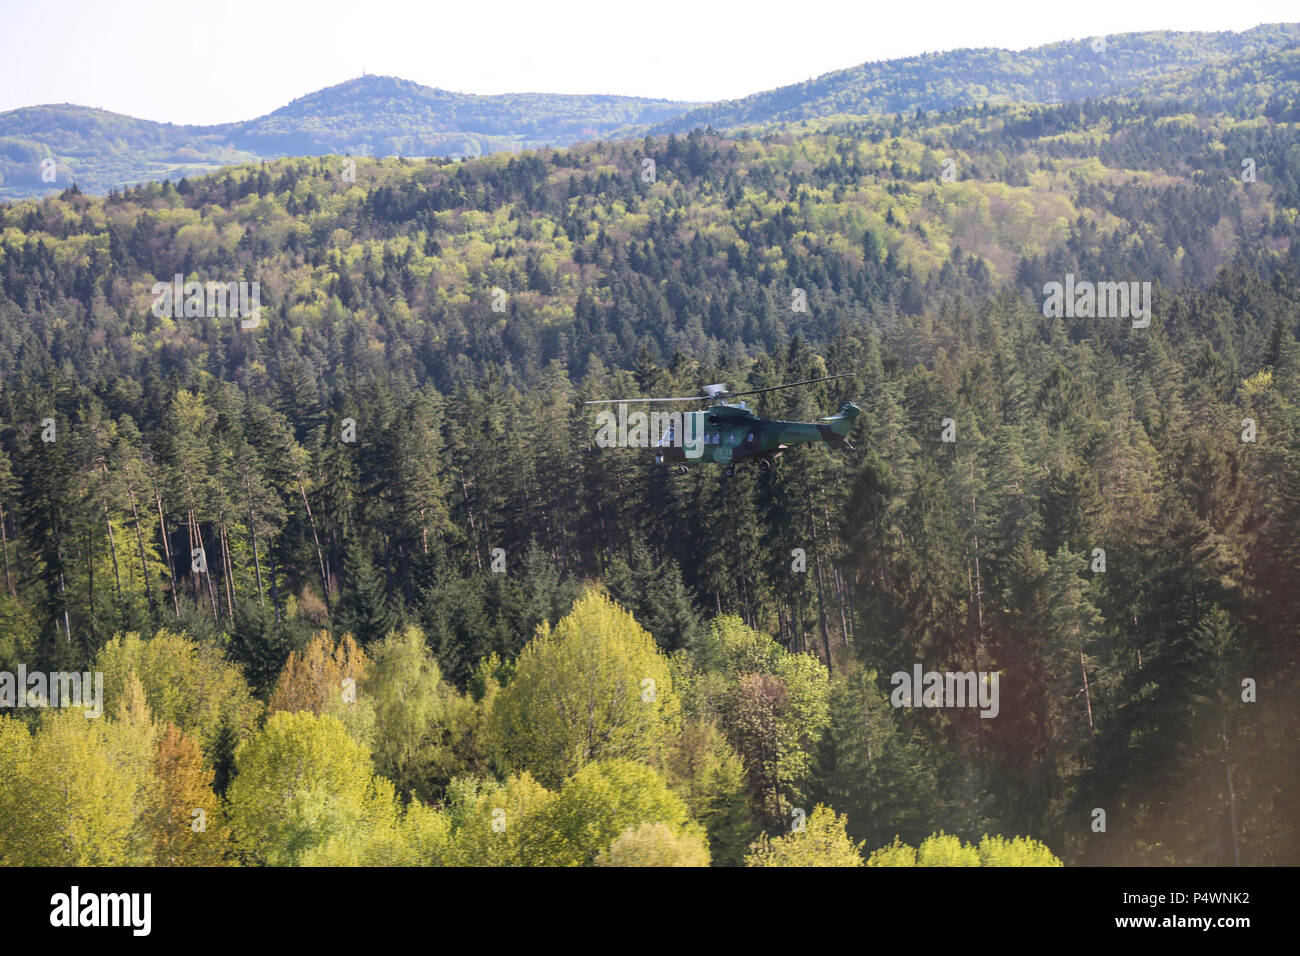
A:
0 0 1297 124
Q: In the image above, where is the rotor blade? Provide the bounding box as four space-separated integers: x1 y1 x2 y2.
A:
583 396 709 405
724 373 853 399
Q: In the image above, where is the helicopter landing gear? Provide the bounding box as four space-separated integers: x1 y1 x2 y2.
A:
758 458 773 474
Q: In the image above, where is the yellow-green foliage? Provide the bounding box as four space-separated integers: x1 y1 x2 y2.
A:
299 781 451 866
0 711 154 866
917 832 981 866
489 587 680 786
745 805 864 867
540 759 702 866
596 822 711 867
867 832 1063 866
95 630 262 756
445 772 558 866
976 834 1064 867
865 836 919 867
226 711 388 866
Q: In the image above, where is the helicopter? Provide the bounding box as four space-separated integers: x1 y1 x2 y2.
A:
585 374 861 477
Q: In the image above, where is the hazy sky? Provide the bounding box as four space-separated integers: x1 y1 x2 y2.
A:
1 0 1296 124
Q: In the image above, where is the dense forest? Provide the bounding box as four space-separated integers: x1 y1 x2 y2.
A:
0 61 1298 865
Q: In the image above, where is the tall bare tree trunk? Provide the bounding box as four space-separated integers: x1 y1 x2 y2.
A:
1079 646 1094 732
969 459 984 658
58 567 71 644
0 500 14 598
125 478 155 612
190 508 219 623
219 520 236 619
99 464 123 606
823 507 851 647
809 507 833 675
457 469 482 572
185 508 200 605
1223 717 1241 867
154 485 180 618
85 528 96 645
182 474 220 624
245 479 265 608
297 476 330 604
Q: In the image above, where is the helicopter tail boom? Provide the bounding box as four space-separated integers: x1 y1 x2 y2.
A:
816 402 861 447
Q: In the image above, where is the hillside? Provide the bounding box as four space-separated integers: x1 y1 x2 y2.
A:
217 75 693 157
0 76 695 200
647 23 1300 134
3 25 1300 201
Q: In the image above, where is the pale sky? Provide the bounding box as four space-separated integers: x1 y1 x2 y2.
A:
0 0 1296 124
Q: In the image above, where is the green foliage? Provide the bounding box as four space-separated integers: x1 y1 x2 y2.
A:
818 663 939 849
596 822 711 867
226 711 388 866
95 630 261 759
298 780 451 866
444 772 557 866
865 837 918 867
977 834 1064 867
540 759 700 866
654 718 756 866
489 587 680 787
0 711 153 866
683 616 830 828
916 832 982 866
357 625 482 800
745 804 864 867
867 832 1063 866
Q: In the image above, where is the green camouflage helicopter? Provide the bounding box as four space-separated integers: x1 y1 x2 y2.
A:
586 374 860 477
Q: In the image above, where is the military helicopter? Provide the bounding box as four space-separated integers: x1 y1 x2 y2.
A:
585 374 861 477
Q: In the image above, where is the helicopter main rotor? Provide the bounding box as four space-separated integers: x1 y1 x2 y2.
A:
583 373 852 405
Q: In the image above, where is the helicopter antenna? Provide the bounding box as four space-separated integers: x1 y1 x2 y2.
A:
583 395 713 405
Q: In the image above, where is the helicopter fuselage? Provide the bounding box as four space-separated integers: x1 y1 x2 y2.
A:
655 401 860 467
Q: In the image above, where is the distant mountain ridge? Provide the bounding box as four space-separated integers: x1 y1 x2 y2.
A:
646 23 1300 135
213 75 694 157
2 23 1298 200
0 76 695 199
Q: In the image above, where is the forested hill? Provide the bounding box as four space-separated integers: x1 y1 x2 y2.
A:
214 75 694 160
5 25 1300 201
0 76 694 200
647 23 1300 134
1 65 1298 866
